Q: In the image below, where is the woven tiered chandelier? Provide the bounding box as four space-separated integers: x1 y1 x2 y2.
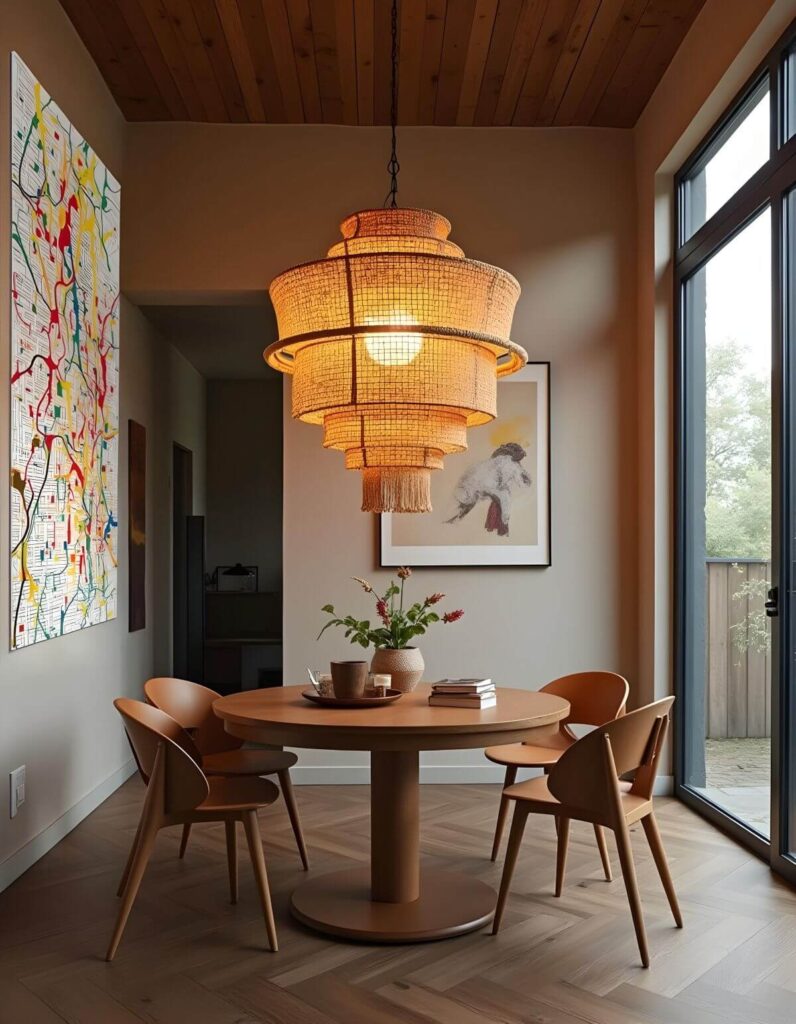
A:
265 4 526 513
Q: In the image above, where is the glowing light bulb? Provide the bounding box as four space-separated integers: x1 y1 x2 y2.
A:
364 312 422 366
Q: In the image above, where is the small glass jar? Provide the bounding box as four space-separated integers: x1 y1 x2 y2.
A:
317 673 334 697
371 673 391 697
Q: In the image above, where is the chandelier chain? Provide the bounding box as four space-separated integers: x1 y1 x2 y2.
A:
385 0 400 209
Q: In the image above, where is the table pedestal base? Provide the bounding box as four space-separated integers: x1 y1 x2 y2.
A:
290 866 496 943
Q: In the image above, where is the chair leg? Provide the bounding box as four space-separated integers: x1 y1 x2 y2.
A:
278 769 309 871
594 824 613 881
641 813 683 928
242 810 278 952
225 820 238 904
106 815 159 961
555 817 570 897
614 820 650 968
116 815 143 898
178 822 192 859
491 803 528 935
490 765 518 862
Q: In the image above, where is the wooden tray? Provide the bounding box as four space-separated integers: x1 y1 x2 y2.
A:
301 688 403 708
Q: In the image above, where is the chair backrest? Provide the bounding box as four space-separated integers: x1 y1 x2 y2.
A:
144 677 240 756
115 698 209 814
541 671 629 730
547 697 674 823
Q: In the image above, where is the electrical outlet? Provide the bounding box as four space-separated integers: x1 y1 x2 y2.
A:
10 765 25 818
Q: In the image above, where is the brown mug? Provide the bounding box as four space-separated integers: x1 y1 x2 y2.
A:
330 660 368 699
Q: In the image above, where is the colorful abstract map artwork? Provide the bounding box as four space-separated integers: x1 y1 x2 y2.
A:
10 54 120 649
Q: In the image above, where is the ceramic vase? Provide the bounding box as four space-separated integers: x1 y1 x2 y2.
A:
370 646 424 693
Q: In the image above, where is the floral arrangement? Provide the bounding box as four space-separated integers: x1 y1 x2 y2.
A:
318 567 464 650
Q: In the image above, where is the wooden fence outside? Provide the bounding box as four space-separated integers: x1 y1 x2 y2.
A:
706 559 771 739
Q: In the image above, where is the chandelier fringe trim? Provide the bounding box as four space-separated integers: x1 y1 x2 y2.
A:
362 468 431 514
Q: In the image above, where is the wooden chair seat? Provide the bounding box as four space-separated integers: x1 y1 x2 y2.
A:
144 677 308 869
492 697 682 969
197 775 281 814
504 776 652 823
202 748 298 777
486 671 629 868
484 740 571 768
108 699 279 960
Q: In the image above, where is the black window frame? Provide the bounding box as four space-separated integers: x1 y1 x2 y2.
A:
674 17 796 877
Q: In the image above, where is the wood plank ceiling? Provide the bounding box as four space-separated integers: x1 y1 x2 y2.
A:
58 0 706 128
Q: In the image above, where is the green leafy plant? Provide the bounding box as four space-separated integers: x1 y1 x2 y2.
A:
318 567 464 650
729 570 771 657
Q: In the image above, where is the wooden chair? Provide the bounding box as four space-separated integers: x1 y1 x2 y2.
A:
144 677 308 869
491 696 681 968
485 671 629 877
109 699 279 961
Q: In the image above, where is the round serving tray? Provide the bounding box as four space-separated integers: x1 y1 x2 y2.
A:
301 688 403 709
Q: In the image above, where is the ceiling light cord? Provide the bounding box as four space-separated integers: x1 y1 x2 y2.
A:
384 0 400 209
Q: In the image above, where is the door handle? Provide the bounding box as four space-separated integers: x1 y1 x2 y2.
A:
765 586 778 617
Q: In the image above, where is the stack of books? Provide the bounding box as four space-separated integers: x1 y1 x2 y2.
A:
428 678 496 708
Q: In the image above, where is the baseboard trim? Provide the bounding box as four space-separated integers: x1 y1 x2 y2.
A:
0 762 675 890
654 775 674 796
0 758 137 894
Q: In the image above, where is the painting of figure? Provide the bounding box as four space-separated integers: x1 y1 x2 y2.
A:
381 364 550 567
446 442 532 537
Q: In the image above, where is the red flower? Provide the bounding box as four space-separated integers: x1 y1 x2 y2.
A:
443 609 464 623
376 599 391 625
427 592 445 605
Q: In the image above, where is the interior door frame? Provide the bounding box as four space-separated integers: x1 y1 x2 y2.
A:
674 18 796 881
172 442 193 680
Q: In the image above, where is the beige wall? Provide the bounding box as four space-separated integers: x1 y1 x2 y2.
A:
0 0 207 886
0 0 128 883
124 125 638 778
633 0 795 709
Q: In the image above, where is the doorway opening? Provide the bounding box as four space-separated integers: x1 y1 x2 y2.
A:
146 303 284 695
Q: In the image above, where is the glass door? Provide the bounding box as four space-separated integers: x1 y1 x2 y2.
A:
774 184 796 881
680 209 773 842
675 19 796 875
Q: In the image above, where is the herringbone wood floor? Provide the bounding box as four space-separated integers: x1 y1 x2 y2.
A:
2 778 796 1024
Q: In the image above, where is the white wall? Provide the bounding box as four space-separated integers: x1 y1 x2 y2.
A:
0 0 207 886
0 0 129 884
0 297 157 884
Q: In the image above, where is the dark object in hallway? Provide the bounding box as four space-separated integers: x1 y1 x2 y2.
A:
128 420 146 632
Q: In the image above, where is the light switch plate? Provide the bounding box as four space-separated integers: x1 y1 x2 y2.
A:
10 765 25 818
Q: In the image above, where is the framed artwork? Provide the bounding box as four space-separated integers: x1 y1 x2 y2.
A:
128 421 146 632
380 363 550 567
10 54 121 648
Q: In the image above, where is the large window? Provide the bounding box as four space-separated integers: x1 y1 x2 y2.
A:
676 19 796 878
680 80 770 241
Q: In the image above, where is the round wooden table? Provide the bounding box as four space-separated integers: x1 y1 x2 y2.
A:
213 683 569 943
